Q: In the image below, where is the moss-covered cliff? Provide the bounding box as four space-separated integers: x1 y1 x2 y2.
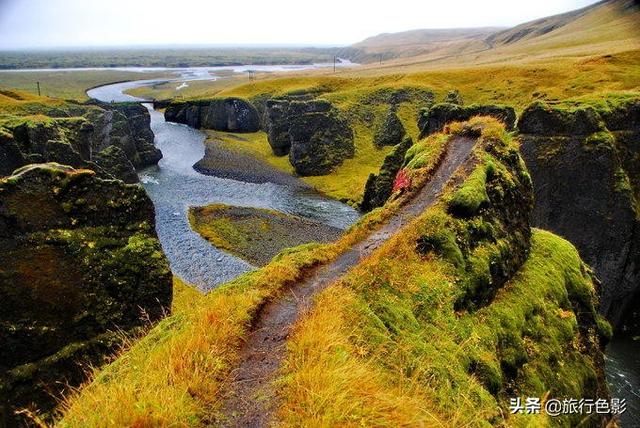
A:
0 163 172 426
277 118 610 427
519 97 640 333
0 91 161 182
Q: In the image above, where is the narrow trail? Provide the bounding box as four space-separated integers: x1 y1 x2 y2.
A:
218 136 476 427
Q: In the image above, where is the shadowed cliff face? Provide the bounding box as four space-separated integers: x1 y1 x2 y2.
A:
0 163 172 426
164 97 261 133
418 103 517 138
264 97 355 176
519 100 640 332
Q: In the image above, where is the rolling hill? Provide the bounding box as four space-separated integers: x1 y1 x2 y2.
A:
344 0 640 67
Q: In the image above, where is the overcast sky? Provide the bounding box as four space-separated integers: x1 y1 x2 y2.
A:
0 0 600 49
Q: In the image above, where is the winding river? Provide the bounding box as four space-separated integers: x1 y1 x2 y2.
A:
86 67 638 426
87 66 359 291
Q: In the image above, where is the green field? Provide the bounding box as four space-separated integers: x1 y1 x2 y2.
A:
0 47 334 69
0 69 173 100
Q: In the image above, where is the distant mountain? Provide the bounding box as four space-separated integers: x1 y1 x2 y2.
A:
345 0 640 65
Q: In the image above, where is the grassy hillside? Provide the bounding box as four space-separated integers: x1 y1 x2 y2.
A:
57 118 609 426
277 229 603 427
347 27 500 64
349 0 640 69
168 43 638 205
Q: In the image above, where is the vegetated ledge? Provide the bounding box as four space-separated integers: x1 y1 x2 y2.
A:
276 118 611 427
57 118 610 427
188 204 343 266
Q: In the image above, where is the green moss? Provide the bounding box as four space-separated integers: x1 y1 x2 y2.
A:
404 134 449 169
416 229 465 269
596 315 613 343
448 165 488 217
584 130 615 150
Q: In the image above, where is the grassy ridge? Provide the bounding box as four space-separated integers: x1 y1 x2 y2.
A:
58 119 607 426
56 120 455 426
276 229 602 427
275 119 606 427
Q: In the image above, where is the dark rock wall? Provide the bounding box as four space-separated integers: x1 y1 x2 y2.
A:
519 100 640 331
263 98 355 176
373 107 406 147
164 97 261 133
361 136 413 211
0 164 172 425
88 102 161 169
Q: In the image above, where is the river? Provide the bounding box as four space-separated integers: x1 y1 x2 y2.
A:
87 66 359 291
86 66 638 426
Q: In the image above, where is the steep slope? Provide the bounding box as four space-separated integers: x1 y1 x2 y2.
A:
519 96 640 332
0 90 161 182
482 0 640 61
0 164 172 426
58 118 610 427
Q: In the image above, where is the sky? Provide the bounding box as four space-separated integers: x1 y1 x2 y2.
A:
0 0 600 49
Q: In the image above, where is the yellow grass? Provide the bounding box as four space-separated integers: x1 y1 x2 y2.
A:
56 122 455 426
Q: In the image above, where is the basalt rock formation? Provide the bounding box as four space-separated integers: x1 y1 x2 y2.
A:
0 163 172 426
0 101 160 183
87 102 161 170
373 107 406 147
263 98 355 176
361 136 413 211
419 103 516 137
264 98 333 155
519 100 640 332
164 98 261 133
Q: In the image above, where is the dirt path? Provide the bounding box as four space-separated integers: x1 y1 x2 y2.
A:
218 136 476 427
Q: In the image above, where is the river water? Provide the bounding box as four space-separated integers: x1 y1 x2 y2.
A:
86 66 638 425
87 66 358 291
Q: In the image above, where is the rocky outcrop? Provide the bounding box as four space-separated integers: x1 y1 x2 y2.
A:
165 98 261 133
0 128 25 176
288 108 355 176
419 103 516 137
93 145 139 184
361 137 413 211
443 89 463 105
418 124 534 310
264 99 333 156
373 108 406 147
1 102 160 182
519 100 640 332
264 98 355 176
0 163 172 425
86 102 161 169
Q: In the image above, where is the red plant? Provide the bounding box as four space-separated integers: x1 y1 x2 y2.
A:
392 169 411 193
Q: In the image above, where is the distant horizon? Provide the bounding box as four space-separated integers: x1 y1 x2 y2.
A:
0 0 599 50
0 29 513 52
